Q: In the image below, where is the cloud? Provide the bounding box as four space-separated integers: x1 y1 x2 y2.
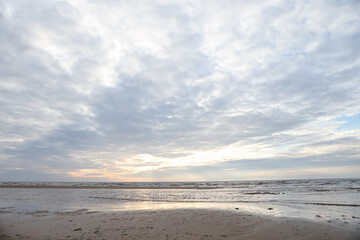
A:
0 0 359 181
246 165 360 179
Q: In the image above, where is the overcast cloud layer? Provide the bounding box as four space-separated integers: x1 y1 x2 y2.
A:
0 0 360 181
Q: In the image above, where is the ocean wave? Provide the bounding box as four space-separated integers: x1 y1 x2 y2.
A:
304 202 360 207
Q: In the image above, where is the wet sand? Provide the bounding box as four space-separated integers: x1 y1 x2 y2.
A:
1 208 359 240
0 185 217 190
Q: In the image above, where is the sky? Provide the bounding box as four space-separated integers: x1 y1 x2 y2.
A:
0 0 360 182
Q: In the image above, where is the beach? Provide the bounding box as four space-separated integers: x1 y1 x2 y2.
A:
2 0 360 237
1 208 359 240
1 179 359 239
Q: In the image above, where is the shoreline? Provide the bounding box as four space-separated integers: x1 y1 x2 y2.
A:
0 185 219 190
1 208 359 240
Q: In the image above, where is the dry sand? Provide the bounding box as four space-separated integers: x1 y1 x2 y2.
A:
0 208 359 240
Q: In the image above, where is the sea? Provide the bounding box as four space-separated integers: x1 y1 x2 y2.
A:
1 178 359 226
